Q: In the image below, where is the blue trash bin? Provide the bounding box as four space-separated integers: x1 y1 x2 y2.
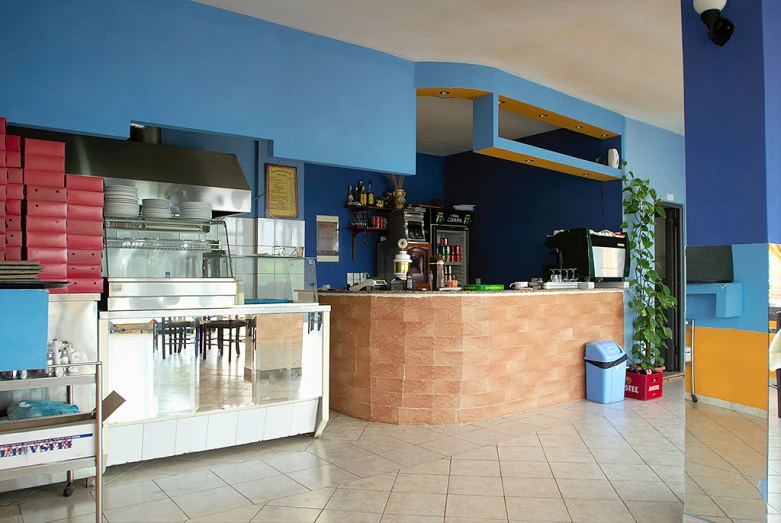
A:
584 341 627 403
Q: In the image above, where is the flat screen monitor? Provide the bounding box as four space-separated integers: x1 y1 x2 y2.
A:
686 245 734 284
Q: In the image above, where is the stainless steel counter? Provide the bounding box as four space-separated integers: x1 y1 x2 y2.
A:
319 289 623 297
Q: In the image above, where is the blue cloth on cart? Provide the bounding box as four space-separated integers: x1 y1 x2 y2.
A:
7 400 79 420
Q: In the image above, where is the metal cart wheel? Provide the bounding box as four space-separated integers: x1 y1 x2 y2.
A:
63 483 74 497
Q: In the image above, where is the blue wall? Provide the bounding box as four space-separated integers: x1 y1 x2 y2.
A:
444 146 623 285
0 0 416 175
681 0 768 246
623 119 686 205
305 154 444 288
764 0 781 244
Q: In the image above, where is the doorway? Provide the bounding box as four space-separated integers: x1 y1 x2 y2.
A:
654 203 684 372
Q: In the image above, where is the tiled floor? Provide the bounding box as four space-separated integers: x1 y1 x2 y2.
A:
768 386 781 523
109 332 305 423
0 379 685 522
683 391 768 523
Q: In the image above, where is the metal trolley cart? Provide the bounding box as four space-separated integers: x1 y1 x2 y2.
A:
0 362 103 522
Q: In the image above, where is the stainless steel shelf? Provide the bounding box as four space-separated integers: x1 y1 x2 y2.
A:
105 239 222 251
105 216 218 233
0 374 95 392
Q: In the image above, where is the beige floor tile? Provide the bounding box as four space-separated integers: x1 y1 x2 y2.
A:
307 442 377 464
339 472 398 491
103 498 188 523
505 496 571 522
325 488 390 513
490 421 543 437
519 415 569 429
287 464 361 490
418 437 481 456
497 446 547 462
599 463 660 482
263 451 331 473
268 488 335 509
543 446 596 464
392 428 446 445
18 491 96 523
538 434 586 448
232 474 309 504
251 505 321 522
353 435 411 454
381 515 443 523
503 478 561 498
385 492 447 517
690 474 762 498
712 496 769 520
447 476 504 497
100 479 167 511
451 446 499 460
154 469 227 498
316 510 381 522
449 459 500 477
564 499 633 523
210 461 281 484
249 438 316 460
338 455 403 478
549 462 605 480
428 424 480 437
556 479 619 500
445 494 507 520
455 428 514 445
685 494 727 517
610 480 678 502
496 435 541 447
381 445 445 467
48 513 106 523
398 459 451 476
393 474 449 494
590 448 644 465
579 436 632 450
172 485 252 519
624 501 683 523
500 461 553 479
649 464 684 484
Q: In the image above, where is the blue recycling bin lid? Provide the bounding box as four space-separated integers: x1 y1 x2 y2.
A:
585 341 625 363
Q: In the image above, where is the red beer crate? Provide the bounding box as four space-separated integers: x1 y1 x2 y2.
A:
624 371 664 401
67 278 103 294
68 250 102 264
24 154 65 173
24 139 65 158
65 174 103 192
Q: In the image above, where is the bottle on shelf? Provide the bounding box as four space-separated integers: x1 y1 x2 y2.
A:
347 185 354 204
358 180 367 205
367 180 375 206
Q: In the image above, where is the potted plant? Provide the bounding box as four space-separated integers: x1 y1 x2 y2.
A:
382 174 406 209
621 161 677 400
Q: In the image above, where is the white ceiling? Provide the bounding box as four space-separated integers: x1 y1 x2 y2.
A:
196 0 684 149
417 97 559 156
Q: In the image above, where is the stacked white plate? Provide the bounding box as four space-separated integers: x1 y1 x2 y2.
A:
142 198 172 219
104 185 139 217
179 201 212 220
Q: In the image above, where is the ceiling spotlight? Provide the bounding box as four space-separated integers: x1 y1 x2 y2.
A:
601 134 609 138
439 90 451 96
525 159 534 163
583 173 591 177
539 113 548 118
498 100 505 104
694 0 734 46
575 125 584 129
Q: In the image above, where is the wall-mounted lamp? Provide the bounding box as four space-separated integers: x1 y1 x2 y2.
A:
694 0 734 46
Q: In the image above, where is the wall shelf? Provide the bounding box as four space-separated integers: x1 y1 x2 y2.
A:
686 283 743 318
345 205 390 212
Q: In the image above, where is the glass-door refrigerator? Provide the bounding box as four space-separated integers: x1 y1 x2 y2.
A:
428 208 473 287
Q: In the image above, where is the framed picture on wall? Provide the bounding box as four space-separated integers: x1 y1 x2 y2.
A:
317 215 339 262
265 164 299 219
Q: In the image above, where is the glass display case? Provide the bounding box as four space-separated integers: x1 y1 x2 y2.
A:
103 217 233 279
231 255 318 303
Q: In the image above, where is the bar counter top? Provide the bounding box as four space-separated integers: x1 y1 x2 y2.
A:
319 289 624 425
320 288 623 296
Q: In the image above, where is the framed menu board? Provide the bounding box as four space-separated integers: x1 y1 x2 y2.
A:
265 164 299 219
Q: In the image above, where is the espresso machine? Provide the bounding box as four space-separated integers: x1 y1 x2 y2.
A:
377 209 428 285
544 228 629 288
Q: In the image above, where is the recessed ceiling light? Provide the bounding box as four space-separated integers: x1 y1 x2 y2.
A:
525 159 534 163
498 100 505 104
583 173 591 177
575 125 584 129
439 90 450 95
539 113 548 118
601 133 609 137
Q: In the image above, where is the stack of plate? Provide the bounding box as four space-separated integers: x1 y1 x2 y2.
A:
179 201 212 220
142 198 172 219
104 185 139 217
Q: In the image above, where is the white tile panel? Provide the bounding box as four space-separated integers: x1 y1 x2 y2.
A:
107 424 143 466
290 400 319 435
141 419 178 460
264 404 293 440
175 416 209 455
206 411 239 450
236 407 268 445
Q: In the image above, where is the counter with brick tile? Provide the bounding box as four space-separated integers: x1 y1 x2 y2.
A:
319 289 624 425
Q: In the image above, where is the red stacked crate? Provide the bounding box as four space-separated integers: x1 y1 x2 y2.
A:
23 138 67 288
0 117 7 261
65 174 104 293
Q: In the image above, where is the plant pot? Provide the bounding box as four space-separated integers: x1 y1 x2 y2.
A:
394 189 406 209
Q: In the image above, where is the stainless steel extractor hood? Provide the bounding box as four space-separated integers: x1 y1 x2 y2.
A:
7 125 252 216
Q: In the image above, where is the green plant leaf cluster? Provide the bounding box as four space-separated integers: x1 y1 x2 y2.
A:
622 160 677 371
